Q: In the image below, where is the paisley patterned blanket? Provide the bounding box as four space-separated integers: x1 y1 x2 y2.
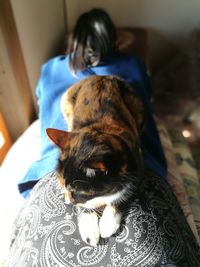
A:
7 171 200 267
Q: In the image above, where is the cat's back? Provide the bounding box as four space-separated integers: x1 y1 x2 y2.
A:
61 75 144 132
64 75 132 111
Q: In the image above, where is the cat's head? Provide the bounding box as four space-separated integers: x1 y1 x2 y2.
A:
46 128 143 209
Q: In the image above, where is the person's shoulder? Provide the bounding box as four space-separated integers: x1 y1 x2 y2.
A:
39 55 73 85
42 55 69 74
111 51 144 67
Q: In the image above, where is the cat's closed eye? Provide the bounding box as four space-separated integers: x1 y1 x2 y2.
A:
85 167 108 178
70 191 94 203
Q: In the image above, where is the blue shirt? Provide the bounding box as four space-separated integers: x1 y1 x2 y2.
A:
18 52 167 197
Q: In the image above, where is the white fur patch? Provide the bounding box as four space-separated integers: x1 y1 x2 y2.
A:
99 205 122 238
64 189 73 204
60 90 73 131
78 212 100 246
78 185 130 209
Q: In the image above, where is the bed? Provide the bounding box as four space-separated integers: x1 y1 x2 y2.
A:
0 120 40 263
1 28 200 265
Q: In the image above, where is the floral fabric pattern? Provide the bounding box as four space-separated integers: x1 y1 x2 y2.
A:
169 128 200 243
156 121 200 244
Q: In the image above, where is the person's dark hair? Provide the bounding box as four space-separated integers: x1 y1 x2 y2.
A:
68 8 117 73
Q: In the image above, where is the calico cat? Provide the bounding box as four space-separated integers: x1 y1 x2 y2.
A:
46 75 144 246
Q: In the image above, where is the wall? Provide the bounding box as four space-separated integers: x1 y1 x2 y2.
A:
0 0 66 140
0 0 36 140
10 0 66 110
65 0 200 70
0 29 29 140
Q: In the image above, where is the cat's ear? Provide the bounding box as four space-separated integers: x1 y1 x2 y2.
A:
46 128 70 150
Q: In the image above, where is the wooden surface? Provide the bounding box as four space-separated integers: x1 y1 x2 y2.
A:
0 0 36 140
0 113 12 164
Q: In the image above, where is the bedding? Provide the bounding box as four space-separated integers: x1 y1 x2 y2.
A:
7 171 200 266
169 127 200 242
1 120 41 185
157 120 200 243
152 28 200 242
0 120 40 263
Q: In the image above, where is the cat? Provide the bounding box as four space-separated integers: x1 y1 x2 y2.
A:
46 75 144 246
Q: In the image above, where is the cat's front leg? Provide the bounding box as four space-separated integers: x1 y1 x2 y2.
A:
78 211 100 246
99 205 122 238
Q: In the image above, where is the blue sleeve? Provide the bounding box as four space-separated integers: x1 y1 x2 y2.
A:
129 56 167 178
128 56 152 102
138 60 152 99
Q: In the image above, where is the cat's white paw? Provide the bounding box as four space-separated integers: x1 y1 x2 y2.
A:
78 212 100 246
99 205 122 238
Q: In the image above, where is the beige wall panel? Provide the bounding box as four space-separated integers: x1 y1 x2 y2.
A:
0 30 28 140
11 0 66 109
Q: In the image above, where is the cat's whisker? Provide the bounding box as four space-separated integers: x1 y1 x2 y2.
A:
72 179 89 185
121 173 139 182
78 206 99 216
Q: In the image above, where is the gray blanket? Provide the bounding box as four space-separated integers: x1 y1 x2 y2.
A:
8 171 200 266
